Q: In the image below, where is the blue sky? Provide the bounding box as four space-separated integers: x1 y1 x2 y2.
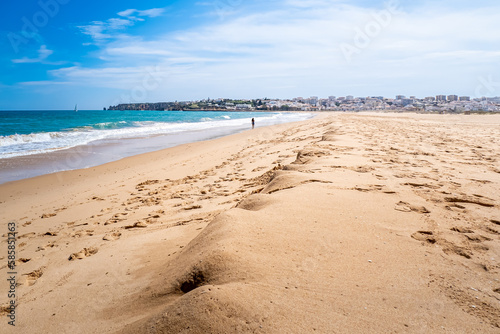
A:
1 0 500 109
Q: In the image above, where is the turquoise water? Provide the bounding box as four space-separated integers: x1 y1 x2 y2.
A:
0 110 311 159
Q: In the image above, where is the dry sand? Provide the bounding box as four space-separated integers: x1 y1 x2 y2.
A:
1 112 499 333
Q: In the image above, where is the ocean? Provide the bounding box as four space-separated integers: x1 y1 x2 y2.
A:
0 110 313 183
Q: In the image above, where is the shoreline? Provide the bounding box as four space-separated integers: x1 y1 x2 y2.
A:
1 112 499 333
0 112 314 185
0 115 322 199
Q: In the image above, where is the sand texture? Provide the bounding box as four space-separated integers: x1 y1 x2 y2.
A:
1 113 499 333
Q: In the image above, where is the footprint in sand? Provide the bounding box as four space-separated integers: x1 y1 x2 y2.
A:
350 166 375 173
442 243 473 259
490 219 500 226
403 182 441 189
103 232 122 241
444 196 495 208
445 203 466 211
36 242 56 252
123 222 148 229
71 230 94 238
394 201 430 213
450 227 492 242
354 185 395 194
22 268 44 286
484 226 500 235
450 227 474 234
136 180 160 189
465 234 492 243
68 247 98 261
18 232 36 239
411 231 436 244
184 205 202 211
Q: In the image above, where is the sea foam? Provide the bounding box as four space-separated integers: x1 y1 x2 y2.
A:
0 112 311 159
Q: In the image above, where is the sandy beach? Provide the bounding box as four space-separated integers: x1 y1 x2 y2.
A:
1 112 499 333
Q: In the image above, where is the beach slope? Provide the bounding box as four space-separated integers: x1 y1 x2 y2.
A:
1 113 499 333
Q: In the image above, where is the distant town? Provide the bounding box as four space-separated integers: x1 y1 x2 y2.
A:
107 95 500 113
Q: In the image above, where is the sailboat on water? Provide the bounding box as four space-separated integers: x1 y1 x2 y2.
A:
74 104 78 112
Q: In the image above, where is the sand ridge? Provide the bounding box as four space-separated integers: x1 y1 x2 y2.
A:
1 113 499 333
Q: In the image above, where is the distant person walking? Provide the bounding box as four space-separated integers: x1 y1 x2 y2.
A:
251 118 255 129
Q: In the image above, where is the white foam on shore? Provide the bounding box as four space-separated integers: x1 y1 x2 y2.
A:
0 113 312 159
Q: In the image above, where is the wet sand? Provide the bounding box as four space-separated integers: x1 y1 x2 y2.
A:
0 113 313 184
0 112 499 333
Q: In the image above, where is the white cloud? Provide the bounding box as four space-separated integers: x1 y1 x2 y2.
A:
40 1 500 99
105 46 171 56
78 22 109 41
78 18 134 42
79 7 164 44
107 18 135 30
12 45 55 64
117 9 136 17
117 8 165 18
